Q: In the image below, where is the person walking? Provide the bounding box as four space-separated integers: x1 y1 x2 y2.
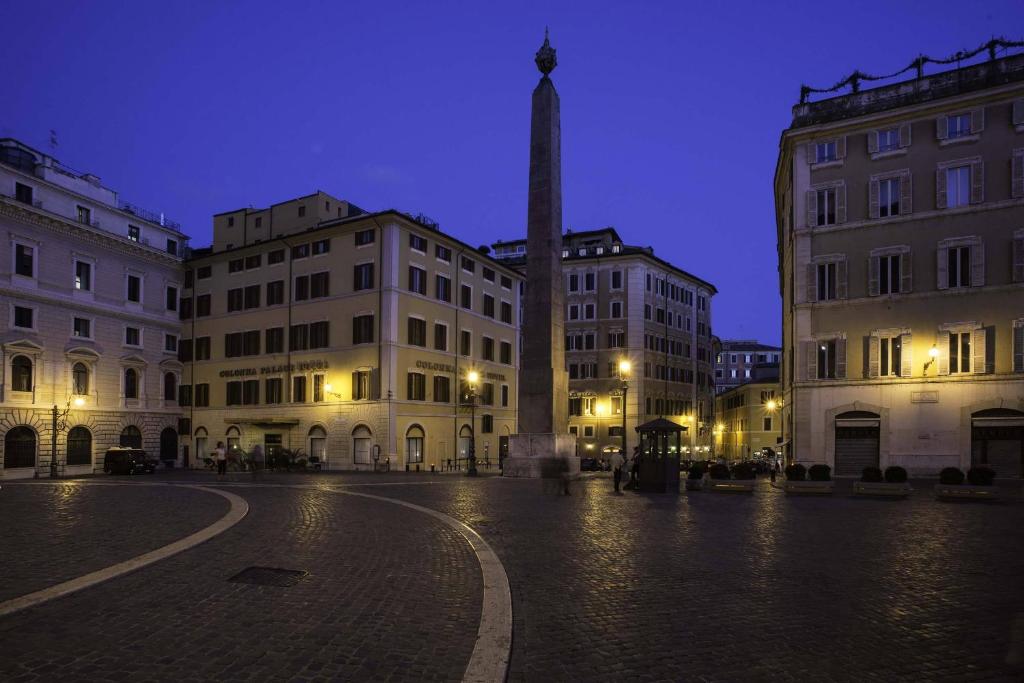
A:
627 446 641 490
214 441 227 476
611 448 626 493
250 444 264 477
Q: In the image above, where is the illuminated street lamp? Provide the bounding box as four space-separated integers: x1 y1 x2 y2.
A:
466 370 480 477
618 359 631 456
765 398 783 458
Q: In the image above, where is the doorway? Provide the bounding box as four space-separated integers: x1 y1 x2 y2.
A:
265 433 283 469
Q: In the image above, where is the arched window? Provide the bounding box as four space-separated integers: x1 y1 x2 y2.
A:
309 426 327 466
72 362 89 395
4 426 36 468
194 426 209 462
458 424 473 462
120 425 142 448
226 425 241 452
406 425 424 464
163 372 176 401
124 368 138 399
66 426 92 466
352 425 372 464
11 355 32 392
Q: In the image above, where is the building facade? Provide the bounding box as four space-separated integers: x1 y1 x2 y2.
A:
0 138 188 479
493 228 717 460
715 340 781 394
182 195 522 471
714 378 781 462
775 51 1024 477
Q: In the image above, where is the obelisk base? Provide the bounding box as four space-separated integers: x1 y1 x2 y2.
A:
504 433 578 478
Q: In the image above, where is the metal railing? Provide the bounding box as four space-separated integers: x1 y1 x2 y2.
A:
119 200 182 231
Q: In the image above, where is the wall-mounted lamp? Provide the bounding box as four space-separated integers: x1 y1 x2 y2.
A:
923 344 939 373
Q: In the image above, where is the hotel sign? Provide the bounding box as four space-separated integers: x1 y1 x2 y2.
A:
219 360 330 378
413 360 506 382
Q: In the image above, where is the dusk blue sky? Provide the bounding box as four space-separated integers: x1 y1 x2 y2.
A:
4 1 1022 344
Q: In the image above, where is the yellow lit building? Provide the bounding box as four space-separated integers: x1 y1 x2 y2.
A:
713 379 782 462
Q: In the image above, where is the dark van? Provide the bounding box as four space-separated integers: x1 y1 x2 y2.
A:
103 447 158 475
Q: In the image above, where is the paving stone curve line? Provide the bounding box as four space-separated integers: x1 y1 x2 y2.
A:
0 484 248 619
337 489 513 683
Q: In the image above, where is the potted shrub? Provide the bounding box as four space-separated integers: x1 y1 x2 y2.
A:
709 462 756 493
854 465 911 498
935 466 999 501
685 463 706 491
784 463 833 495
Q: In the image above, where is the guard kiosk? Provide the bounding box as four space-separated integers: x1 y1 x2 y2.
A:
635 418 686 493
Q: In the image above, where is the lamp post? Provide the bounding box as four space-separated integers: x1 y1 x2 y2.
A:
49 396 84 479
766 398 783 461
618 359 631 457
466 370 479 477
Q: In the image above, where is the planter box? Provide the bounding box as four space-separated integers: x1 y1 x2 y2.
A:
934 484 1000 501
783 480 834 495
684 478 705 491
708 479 755 493
853 481 912 498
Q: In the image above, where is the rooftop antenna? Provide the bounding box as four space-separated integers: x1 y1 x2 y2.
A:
49 129 58 151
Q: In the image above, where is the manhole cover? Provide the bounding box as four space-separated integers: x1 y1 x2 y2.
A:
228 566 308 587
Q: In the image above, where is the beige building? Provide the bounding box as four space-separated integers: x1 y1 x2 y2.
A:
0 138 188 478
774 51 1024 476
182 194 522 471
493 227 717 460
715 339 781 394
713 379 781 462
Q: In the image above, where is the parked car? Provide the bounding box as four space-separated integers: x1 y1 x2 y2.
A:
103 447 158 475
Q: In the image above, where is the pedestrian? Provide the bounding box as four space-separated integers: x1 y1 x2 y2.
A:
215 441 227 476
250 444 264 477
628 446 640 490
770 459 777 484
611 448 626 493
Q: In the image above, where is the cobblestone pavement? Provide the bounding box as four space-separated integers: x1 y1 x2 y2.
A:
0 481 227 602
1 472 1022 682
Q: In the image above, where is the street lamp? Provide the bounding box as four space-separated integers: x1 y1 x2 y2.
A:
466 370 479 477
49 396 83 478
618 359 631 457
766 398 783 460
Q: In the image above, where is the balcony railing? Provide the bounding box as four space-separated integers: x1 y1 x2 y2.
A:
119 201 182 231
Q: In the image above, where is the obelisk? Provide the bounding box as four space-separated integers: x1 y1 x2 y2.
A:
506 31 577 478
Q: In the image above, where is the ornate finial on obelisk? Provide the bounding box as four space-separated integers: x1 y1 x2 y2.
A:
535 27 557 76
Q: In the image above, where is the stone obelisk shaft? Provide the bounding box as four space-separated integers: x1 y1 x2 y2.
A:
518 75 568 434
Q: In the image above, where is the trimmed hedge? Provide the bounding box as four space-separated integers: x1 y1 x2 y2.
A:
731 462 756 480
808 464 832 482
966 466 995 486
939 467 965 485
784 464 806 481
884 466 908 483
861 466 884 483
687 463 706 480
709 463 731 480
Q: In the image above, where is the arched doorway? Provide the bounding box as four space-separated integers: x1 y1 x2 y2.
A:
4 426 36 469
458 424 473 466
352 425 372 466
834 410 880 476
499 426 511 469
406 425 424 467
66 426 92 466
120 425 143 449
160 427 177 463
194 427 209 467
971 408 1024 477
309 426 327 469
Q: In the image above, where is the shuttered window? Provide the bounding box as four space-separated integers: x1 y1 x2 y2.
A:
937 157 983 208
1014 320 1024 373
807 257 846 302
868 332 912 378
868 248 911 296
805 338 846 380
806 182 846 227
937 238 984 290
1014 229 1024 283
937 326 988 376
869 170 912 218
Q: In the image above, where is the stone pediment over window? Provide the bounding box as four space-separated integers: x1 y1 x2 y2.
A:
120 353 148 366
65 345 101 359
159 358 183 371
3 338 44 353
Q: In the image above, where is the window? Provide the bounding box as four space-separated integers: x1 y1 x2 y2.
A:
434 323 448 351
355 229 375 246
312 238 330 255
15 182 33 204
73 317 91 338
11 355 32 392
483 294 495 318
310 321 329 348
124 368 138 399
266 327 284 354
77 205 91 224
245 254 261 269
178 339 193 362
610 301 622 318
584 304 596 319
292 376 307 402
406 427 424 463
196 337 211 360
816 262 837 301
353 371 372 400
815 187 836 226
501 275 512 289
298 206 307 218
408 266 427 295
461 256 475 273
409 234 427 252
584 272 595 291
878 253 902 295
313 374 324 402
195 384 210 407
164 372 178 401
197 265 212 279
816 140 837 163
461 284 472 310
228 258 244 273
569 273 579 292
178 384 192 406
162 286 178 312
501 301 512 324
763 416 773 432
947 113 971 139
611 270 623 289
481 415 493 433
74 261 92 291
267 249 285 265
310 272 329 298
483 267 495 283
197 294 210 317
948 245 971 288
265 378 283 404
500 341 512 364
224 332 242 357
13 244 33 278
408 317 426 346
353 314 374 344
125 327 140 346
501 384 509 407
434 375 450 402
291 244 309 259
179 296 193 319
877 128 899 152
436 244 452 262
226 381 242 405
407 372 426 400
816 340 837 379
878 177 900 217
436 274 451 302
267 280 284 306
481 383 494 405
354 263 374 290
164 334 177 353
290 324 309 351
949 331 971 373
227 288 243 311
128 225 140 242
946 166 970 208
127 275 141 303
608 332 625 348
293 276 309 301
879 336 902 377
13 305 33 329
460 330 471 356
254 217 263 228
482 336 494 361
